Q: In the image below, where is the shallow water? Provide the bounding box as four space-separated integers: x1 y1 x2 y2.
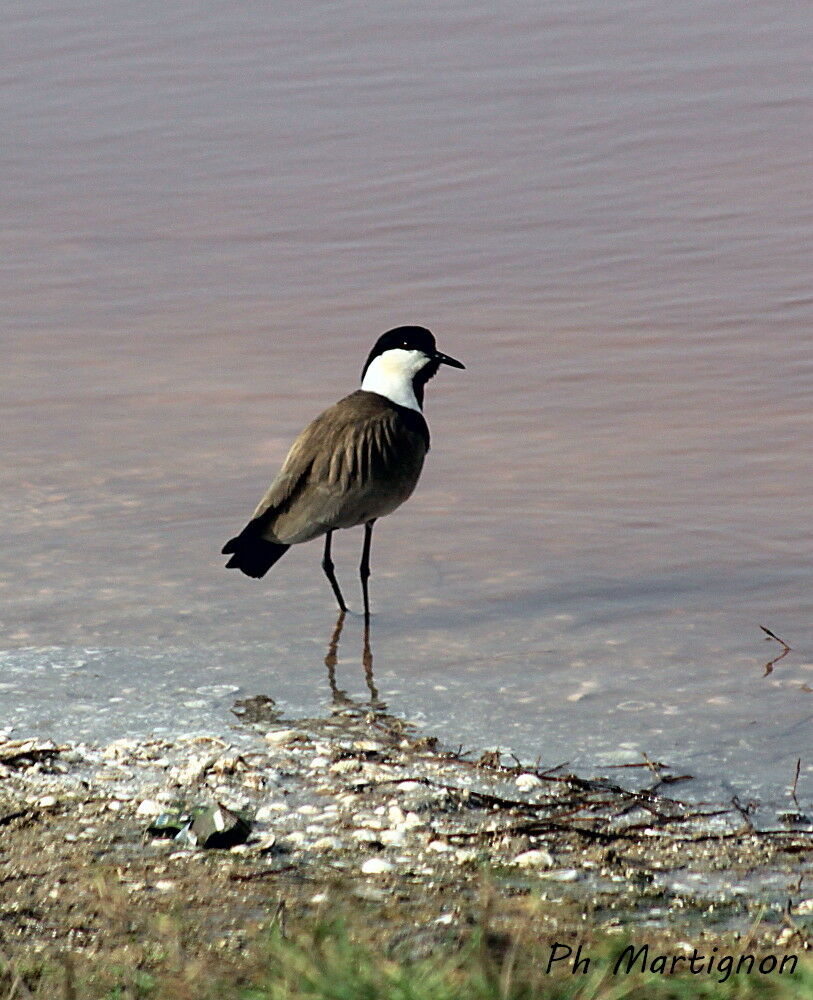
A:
2 2 811 812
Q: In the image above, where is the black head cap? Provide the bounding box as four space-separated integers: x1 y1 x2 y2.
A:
361 325 464 382
362 326 436 378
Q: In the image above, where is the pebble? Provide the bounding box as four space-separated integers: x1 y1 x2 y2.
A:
352 829 380 844
796 898 813 915
380 829 407 848
352 813 386 830
36 795 58 808
154 880 176 893
515 773 544 791
253 833 277 853
776 927 795 946
513 849 555 868
401 812 425 830
329 759 359 774
309 756 331 770
255 803 288 820
543 868 581 882
360 857 394 875
170 755 215 785
103 739 140 760
265 730 307 746
309 836 344 852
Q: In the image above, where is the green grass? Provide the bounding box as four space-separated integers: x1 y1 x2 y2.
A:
2 917 810 1000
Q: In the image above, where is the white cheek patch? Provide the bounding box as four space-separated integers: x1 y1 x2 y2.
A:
361 349 428 412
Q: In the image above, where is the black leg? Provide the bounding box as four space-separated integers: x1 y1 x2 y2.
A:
321 531 347 613
359 519 376 623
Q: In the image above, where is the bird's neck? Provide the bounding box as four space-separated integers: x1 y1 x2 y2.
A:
360 354 422 412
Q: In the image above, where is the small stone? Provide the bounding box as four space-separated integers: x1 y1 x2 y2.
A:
354 884 387 901
796 899 813 915
136 799 166 818
401 812 425 829
209 753 245 776
36 795 58 808
542 868 580 882
255 803 287 821
154 880 176 893
309 836 343 852
353 813 386 830
515 773 543 791
174 804 252 850
265 729 307 746
253 833 277 853
102 739 139 760
776 927 795 946
380 829 407 847
360 858 394 875
513 849 555 868
170 755 215 785
297 804 319 816
329 760 359 774
352 829 380 844
455 848 478 864
427 840 450 853
309 756 330 769
387 805 406 825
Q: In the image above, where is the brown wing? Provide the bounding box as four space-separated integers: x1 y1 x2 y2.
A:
252 391 428 545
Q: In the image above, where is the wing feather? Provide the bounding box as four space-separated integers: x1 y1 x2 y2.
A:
248 391 428 544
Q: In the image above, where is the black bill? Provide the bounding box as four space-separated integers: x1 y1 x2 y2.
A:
435 351 465 369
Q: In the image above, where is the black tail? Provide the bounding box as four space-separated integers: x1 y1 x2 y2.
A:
222 522 290 579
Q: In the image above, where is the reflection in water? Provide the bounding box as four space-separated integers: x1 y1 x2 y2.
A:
324 611 348 704
324 611 384 711
760 625 792 678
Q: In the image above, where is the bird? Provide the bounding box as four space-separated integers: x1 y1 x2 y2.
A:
222 325 464 619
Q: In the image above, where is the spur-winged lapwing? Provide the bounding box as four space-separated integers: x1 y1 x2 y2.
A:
222 326 464 618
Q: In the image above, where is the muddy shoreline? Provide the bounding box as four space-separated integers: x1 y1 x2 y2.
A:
1 702 811 959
